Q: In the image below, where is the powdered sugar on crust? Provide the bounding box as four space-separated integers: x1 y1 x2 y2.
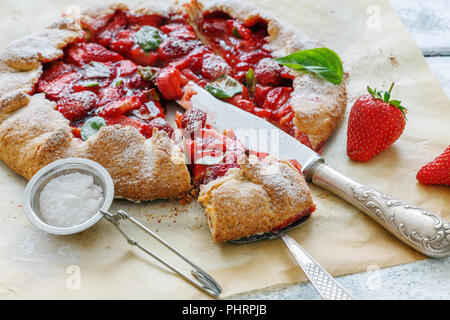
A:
1 22 83 71
185 0 347 149
81 127 191 202
0 0 326 215
0 9 192 201
198 155 314 242
0 93 191 201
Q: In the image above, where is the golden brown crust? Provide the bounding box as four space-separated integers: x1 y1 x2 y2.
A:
186 0 347 149
0 94 191 202
0 15 192 202
0 2 317 236
81 127 191 202
198 155 314 242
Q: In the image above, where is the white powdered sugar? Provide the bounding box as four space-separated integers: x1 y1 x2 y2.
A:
39 172 104 228
201 53 231 79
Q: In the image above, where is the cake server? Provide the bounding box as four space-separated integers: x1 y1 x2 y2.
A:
177 81 450 258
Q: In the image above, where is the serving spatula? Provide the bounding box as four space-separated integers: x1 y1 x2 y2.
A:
178 81 450 259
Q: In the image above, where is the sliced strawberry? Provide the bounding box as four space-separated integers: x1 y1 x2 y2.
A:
239 50 271 64
72 80 102 93
279 111 295 133
294 130 313 150
271 104 293 121
98 96 142 117
201 53 231 80
37 71 82 100
148 117 174 137
158 37 201 62
156 66 188 100
109 29 135 56
201 17 228 37
160 23 197 39
71 126 82 139
288 159 303 174
40 61 74 82
255 57 283 86
253 107 271 120
65 43 123 67
254 84 272 107
226 20 251 40
126 73 151 90
106 115 152 138
56 91 98 122
263 87 293 110
178 108 207 138
81 14 111 34
129 101 164 121
129 46 158 66
128 14 162 27
97 86 125 107
144 100 164 119
95 11 128 47
116 59 138 77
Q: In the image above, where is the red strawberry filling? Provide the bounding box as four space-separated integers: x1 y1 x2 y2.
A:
36 8 313 151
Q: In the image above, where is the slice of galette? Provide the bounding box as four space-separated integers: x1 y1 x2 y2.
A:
176 108 315 242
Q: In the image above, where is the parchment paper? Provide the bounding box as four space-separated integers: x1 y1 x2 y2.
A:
0 0 449 299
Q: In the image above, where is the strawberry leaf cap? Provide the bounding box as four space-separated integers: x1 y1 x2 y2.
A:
367 83 407 119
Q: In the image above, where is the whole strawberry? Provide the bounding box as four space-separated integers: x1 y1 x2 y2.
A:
347 83 407 162
416 146 450 185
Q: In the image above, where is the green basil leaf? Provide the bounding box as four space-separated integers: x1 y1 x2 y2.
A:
114 78 124 87
232 27 241 39
245 68 256 97
81 116 106 141
195 154 226 165
205 75 243 99
138 66 160 81
79 81 99 87
135 26 162 53
274 47 344 84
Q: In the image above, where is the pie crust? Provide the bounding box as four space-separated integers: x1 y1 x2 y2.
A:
186 0 347 150
0 5 191 202
0 1 342 240
198 155 314 242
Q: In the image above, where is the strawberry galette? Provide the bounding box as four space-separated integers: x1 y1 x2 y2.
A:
0 0 344 241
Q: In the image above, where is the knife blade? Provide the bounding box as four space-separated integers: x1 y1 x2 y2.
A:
177 82 323 178
177 81 450 258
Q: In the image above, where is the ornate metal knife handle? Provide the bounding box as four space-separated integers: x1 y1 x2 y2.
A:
310 163 450 258
281 235 354 300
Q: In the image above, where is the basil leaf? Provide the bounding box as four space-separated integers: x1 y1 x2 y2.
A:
195 154 226 165
79 81 99 87
138 66 160 81
245 68 256 97
81 116 106 141
205 75 243 99
274 47 344 84
232 27 241 39
135 26 162 53
114 78 124 87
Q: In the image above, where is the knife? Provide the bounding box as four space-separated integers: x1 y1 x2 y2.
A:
177 81 450 258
